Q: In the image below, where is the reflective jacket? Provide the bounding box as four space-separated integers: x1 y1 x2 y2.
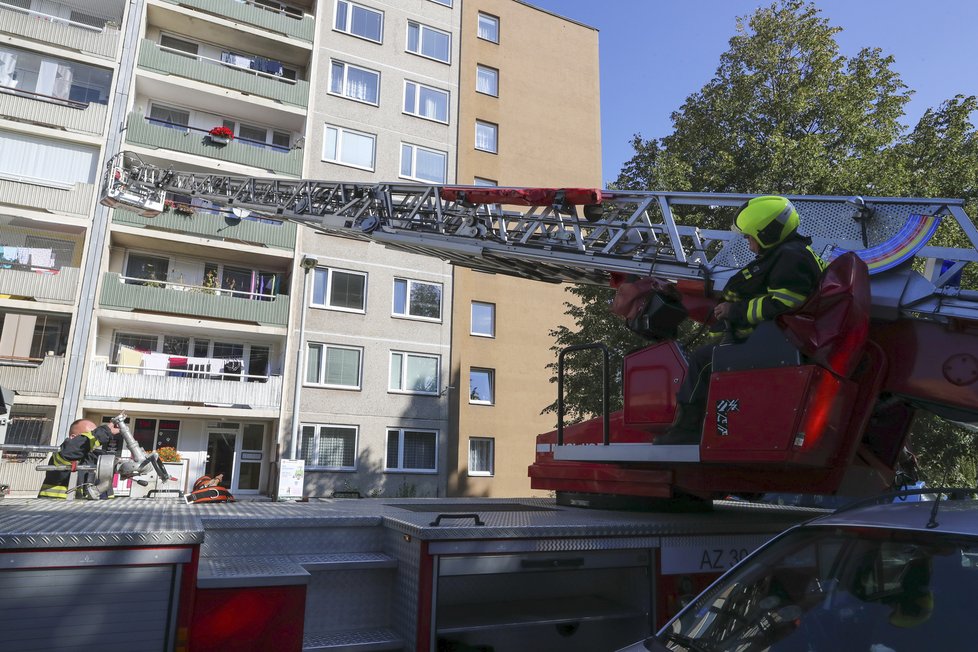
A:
37 425 115 499
722 234 827 336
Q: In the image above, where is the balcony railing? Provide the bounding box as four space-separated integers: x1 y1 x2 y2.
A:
99 272 290 326
0 265 79 304
0 90 108 135
137 40 309 108
0 2 121 59
125 112 302 177
112 208 297 250
0 178 95 216
0 355 65 397
160 0 314 42
86 359 283 409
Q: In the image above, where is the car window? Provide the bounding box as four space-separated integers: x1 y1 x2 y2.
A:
659 527 978 651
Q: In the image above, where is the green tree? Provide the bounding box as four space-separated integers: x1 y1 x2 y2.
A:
543 284 647 423
618 0 912 199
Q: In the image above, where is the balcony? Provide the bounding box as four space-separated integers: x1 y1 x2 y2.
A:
86 358 283 409
0 3 121 60
160 0 314 43
0 178 94 217
137 39 309 108
112 209 297 251
0 90 108 135
0 355 65 397
125 112 302 176
0 266 79 304
99 272 289 326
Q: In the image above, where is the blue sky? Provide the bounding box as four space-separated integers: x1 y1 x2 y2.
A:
525 1 978 186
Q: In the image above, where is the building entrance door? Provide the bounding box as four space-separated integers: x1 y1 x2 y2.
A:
205 423 266 494
205 432 236 489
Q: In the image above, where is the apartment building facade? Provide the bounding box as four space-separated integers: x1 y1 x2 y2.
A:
0 0 600 500
449 0 601 496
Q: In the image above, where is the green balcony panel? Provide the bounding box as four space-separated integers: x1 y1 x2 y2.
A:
0 93 107 136
161 0 314 42
0 5 119 59
0 179 94 217
138 40 309 108
113 210 297 250
0 356 65 397
100 273 289 326
0 266 79 304
125 112 302 177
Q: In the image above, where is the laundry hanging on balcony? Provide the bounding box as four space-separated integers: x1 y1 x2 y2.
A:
220 51 252 68
117 347 143 374
250 56 283 76
0 246 56 271
142 352 170 377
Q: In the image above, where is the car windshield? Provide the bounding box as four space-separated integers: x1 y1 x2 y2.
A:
658 526 978 651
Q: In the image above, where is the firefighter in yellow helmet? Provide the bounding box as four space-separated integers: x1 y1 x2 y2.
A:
37 418 120 499
657 196 827 445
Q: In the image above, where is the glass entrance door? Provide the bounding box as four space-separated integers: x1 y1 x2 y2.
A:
206 432 236 489
205 424 266 495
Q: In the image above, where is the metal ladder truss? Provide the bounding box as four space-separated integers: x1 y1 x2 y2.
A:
101 151 978 322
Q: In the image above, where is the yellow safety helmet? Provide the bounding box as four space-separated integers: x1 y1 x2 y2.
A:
733 196 800 249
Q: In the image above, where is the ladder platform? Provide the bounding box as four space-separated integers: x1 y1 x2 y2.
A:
197 555 310 588
552 443 700 463
302 627 403 652
292 551 398 571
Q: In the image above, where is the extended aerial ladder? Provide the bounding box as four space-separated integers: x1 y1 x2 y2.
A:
101 151 978 504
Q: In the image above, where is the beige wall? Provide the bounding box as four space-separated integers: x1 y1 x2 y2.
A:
450 0 601 496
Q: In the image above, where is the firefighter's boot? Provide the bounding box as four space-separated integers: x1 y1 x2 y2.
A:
654 402 702 445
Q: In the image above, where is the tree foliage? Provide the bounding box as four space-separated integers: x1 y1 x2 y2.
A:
556 0 978 483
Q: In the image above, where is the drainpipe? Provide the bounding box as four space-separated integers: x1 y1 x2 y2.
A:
58 0 146 437
289 255 317 459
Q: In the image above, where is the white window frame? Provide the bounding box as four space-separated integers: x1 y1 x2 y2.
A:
476 65 498 97
399 143 447 184
406 20 451 64
385 427 438 473
477 12 499 43
389 351 440 396
328 60 381 106
470 301 495 337
402 80 450 124
306 343 363 390
392 277 443 321
300 423 358 471
468 437 494 476
311 266 367 313
469 367 494 405
333 0 384 43
475 120 498 153
322 123 376 171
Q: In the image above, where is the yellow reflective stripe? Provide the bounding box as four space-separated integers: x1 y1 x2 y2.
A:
53 452 71 465
38 485 69 499
770 287 806 307
807 246 828 271
748 297 765 324
741 268 753 280
722 290 739 301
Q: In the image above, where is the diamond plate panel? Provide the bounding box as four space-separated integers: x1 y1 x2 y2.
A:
387 527 421 652
304 568 395 635
302 627 403 651
0 498 202 548
198 555 309 588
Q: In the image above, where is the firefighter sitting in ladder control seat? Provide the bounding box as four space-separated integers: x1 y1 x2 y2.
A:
656 195 828 445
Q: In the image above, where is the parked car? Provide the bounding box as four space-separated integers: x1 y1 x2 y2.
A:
618 490 978 651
